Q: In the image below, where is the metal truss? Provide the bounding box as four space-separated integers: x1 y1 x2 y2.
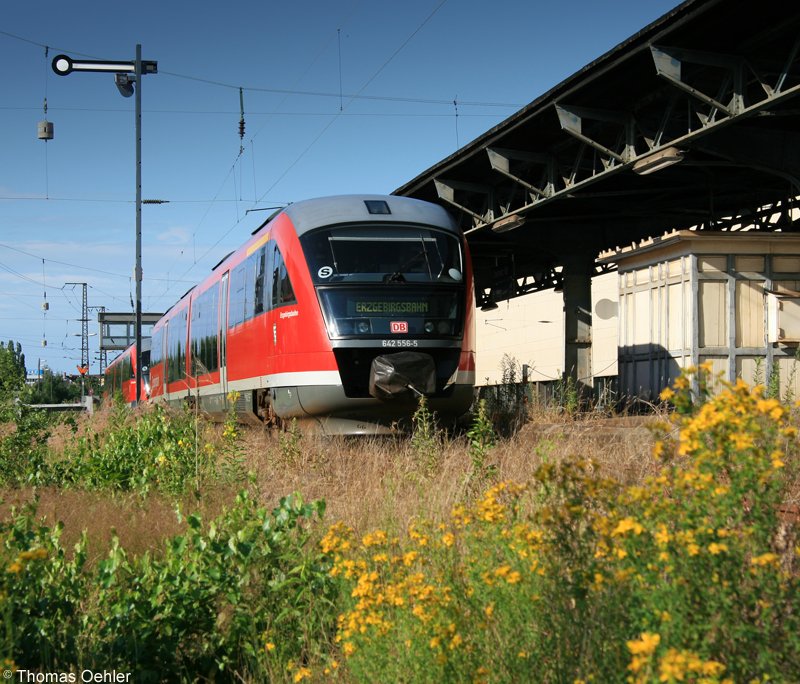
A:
434 38 800 234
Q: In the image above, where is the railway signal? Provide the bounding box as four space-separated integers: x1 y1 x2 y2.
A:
52 46 157 404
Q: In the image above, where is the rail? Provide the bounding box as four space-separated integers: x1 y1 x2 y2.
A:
25 396 95 414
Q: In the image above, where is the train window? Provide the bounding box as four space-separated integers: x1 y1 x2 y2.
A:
254 247 267 315
272 244 296 307
230 264 246 327
300 225 463 284
151 328 163 366
243 253 255 321
167 309 188 384
190 286 219 375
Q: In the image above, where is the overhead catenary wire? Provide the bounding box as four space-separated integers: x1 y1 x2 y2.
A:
160 1 453 304
0 29 522 110
0 243 195 284
4 4 512 333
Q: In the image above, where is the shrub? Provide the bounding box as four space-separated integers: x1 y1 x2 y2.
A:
328 367 800 682
1 492 337 681
0 505 87 670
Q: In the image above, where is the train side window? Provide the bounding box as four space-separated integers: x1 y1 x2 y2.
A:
190 286 219 375
243 253 255 321
254 246 267 316
151 329 163 366
272 244 296 308
230 264 246 327
167 310 187 384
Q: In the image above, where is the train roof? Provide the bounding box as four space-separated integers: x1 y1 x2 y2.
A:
153 195 460 329
275 195 460 238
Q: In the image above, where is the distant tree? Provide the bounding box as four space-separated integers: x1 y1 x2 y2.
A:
28 370 81 405
0 339 26 397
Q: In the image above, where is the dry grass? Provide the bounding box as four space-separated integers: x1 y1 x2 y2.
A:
0 408 662 560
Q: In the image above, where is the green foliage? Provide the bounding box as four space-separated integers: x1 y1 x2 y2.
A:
0 505 87 670
0 405 54 487
464 399 497 494
481 354 530 435
0 340 26 399
7 402 247 496
279 418 303 465
331 368 800 682
54 404 209 495
410 396 442 476
27 370 82 405
1 492 336 680
555 373 580 414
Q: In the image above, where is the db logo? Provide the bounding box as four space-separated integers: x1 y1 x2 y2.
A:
390 321 408 333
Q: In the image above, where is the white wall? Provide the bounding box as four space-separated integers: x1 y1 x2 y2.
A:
474 271 619 386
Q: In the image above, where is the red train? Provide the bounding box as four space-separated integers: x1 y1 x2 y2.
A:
105 195 475 434
104 339 150 404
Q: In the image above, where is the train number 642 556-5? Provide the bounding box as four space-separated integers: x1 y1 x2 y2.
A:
381 339 419 348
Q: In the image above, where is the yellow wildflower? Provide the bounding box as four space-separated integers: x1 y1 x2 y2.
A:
292 667 312 682
506 570 522 584
750 553 778 567
627 632 661 656
612 517 644 537
362 529 388 548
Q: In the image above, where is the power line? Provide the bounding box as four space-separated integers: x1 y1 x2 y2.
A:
0 29 522 110
0 242 195 284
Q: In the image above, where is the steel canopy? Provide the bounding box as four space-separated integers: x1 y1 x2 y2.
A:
395 0 800 303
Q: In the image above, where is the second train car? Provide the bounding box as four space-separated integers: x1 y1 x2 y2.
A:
138 195 474 434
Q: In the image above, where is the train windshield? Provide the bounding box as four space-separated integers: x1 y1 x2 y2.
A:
301 224 466 340
300 224 463 284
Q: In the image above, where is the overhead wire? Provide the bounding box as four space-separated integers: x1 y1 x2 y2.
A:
150 0 366 305
0 28 522 110
4 4 505 343
156 0 447 302
0 242 195 284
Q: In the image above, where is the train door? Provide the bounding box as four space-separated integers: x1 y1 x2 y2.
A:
219 272 229 398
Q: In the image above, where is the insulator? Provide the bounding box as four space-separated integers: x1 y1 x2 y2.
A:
239 119 245 139
42 301 49 311
37 120 54 140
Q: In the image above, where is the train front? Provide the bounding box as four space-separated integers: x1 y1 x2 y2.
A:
292 196 475 433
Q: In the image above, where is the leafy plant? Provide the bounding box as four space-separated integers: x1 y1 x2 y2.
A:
410 396 442 476
331 367 800 682
0 405 54 487
279 418 303 466
2 492 337 680
0 505 87 670
464 399 497 495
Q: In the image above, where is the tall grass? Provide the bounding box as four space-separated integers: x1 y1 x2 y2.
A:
1 367 798 681
329 366 800 682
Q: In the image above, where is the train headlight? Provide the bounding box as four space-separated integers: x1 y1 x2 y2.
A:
424 321 435 334
356 319 371 334
438 321 450 334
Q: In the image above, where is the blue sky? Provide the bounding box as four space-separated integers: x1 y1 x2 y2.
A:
1 0 680 374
